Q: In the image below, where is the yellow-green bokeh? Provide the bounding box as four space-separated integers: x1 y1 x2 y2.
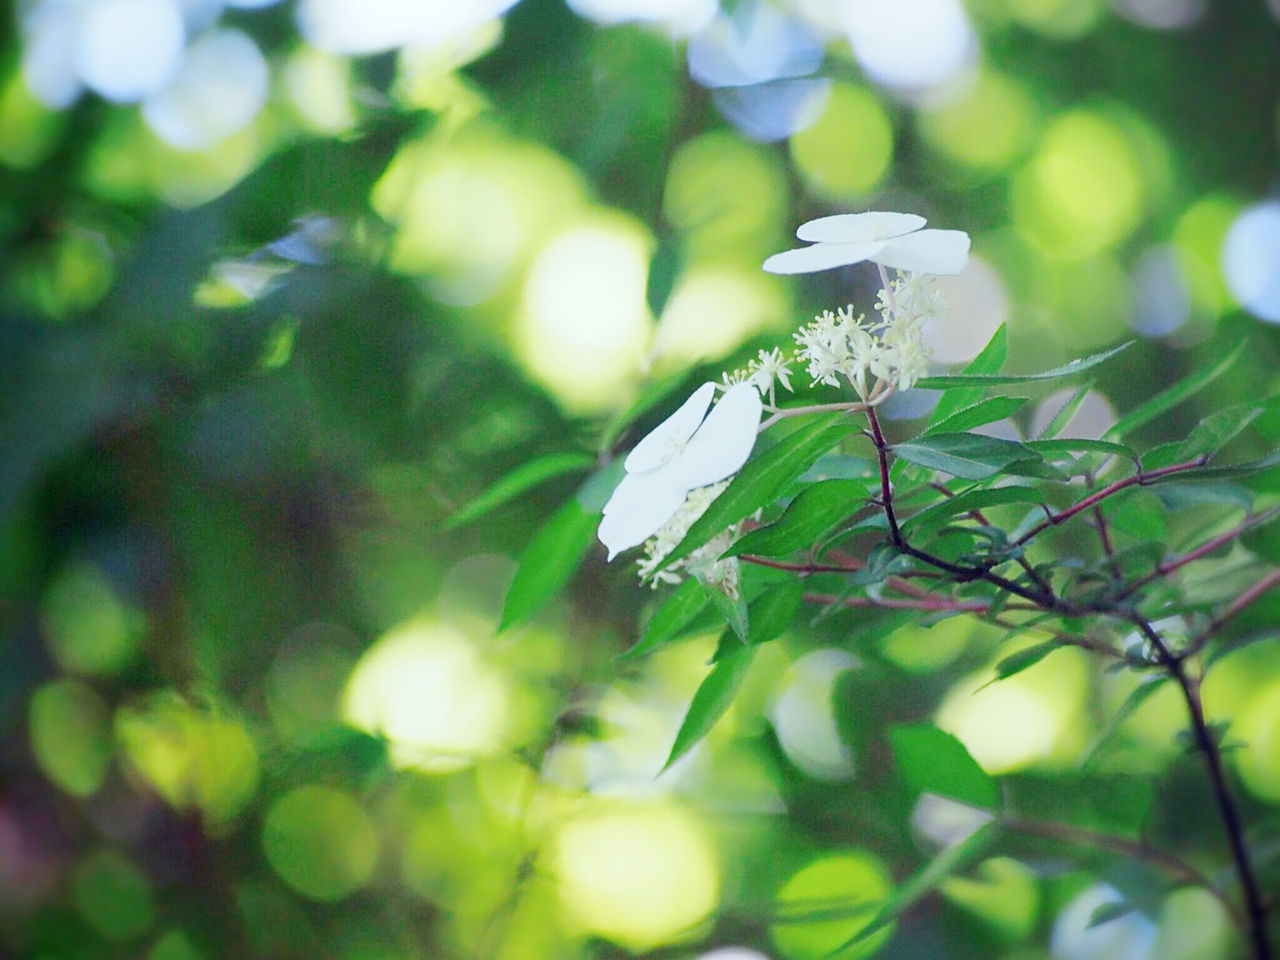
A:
1173 194 1243 317
40 560 144 676
342 617 511 773
115 693 260 827
1012 108 1147 259
940 856 1040 940
937 642 1089 774
663 130 789 268
917 69 1037 174
29 678 113 797
0 69 65 168
550 799 720 951
261 785 380 902
790 84 893 203
770 850 894 960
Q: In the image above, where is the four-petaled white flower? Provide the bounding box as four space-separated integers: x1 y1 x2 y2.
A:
763 211 970 276
598 382 762 560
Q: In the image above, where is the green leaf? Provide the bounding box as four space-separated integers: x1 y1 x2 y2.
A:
663 644 756 771
723 478 869 558
902 485 1046 537
1036 381 1094 439
985 640 1061 685
1150 481 1253 512
1024 438 1136 460
1079 677 1170 772
708 587 750 643
916 342 1132 389
659 415 855 571
445 452 594 529
928 325 1008 427
890 725 1000 809
893 433 1040 481
575 457 627 512
748 579 805 647
500 499 598 630
1170 402 1263 463
926 396 1028 436
1106 341 1246 440
839 822 1001 951
619 578 709 661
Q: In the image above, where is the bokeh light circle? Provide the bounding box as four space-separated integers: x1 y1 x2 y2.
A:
1050 883 1156 960
143 28 269 150
789 83 892 201
75 0 186 103
844 0 976 92
551 801 720 950
1222 201 1280 323
261 785 379 901
770 851 894 960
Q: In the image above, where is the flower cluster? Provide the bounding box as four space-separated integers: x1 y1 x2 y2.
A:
635 480 741 598
598 210 969 590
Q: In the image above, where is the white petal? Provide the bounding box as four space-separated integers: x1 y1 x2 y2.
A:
598 473 689 560
762 240 886 275
624 382 716 473
673 382 762 489
872 229 971 275
797 211 926 243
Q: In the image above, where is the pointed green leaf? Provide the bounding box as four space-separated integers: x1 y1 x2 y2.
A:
619 578 709 661
1079 677 1170 772
663 644 756 771
1037 381 1094 439
916 342 1132 389
986 640 1061 684
1167 403 1263 464
890 725 1000 809
500 499 598 630
1024 438 1135 460
723 478 869 558
928 324 1008 427
893 433 1040 481
1106 341 1246 440
445 452 595 529
902 485 1046 536
708 587 750 643
748 579 805 646
926 396 1028 436
658 415 855 571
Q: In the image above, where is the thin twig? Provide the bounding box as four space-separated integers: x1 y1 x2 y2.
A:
1184 569 1280 658
1015 456 1210 546
1119 507 1280 599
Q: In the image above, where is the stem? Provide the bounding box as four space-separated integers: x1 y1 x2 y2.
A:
1120 507 1280 599
1000 813 1242 923
1015 456 1210 546
801 592 1038 613
1131 618 1272 960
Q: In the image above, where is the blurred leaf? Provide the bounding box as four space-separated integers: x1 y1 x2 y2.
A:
916 342 1132 389
893 433 1040 481
576 457 628 512
1150 481 1253 512
1079 677 1170 772
500 499 598 630
1036 381 1094 439
663 643 755 771
1025 438 1135 460
890 725 1000 809
1165 402 1263 464
839 822 1001 950
1087 900 1137 929
902 485 1046 536
1106 341 1246 440
928 324 1008 427
926 396 1028 436
985 641 1062 685
445 452 594 528
620 578 709 660
724 478 869 558
659 415 855 571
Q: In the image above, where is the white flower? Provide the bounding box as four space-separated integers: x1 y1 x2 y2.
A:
763 211 970 276
598 382 762 560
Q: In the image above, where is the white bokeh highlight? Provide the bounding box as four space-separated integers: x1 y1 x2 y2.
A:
143 28 268 149
844 0 976 92
1222 201 1280 324
75 0 187 103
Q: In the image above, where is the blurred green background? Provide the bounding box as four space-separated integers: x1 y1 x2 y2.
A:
3 0 1280 958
